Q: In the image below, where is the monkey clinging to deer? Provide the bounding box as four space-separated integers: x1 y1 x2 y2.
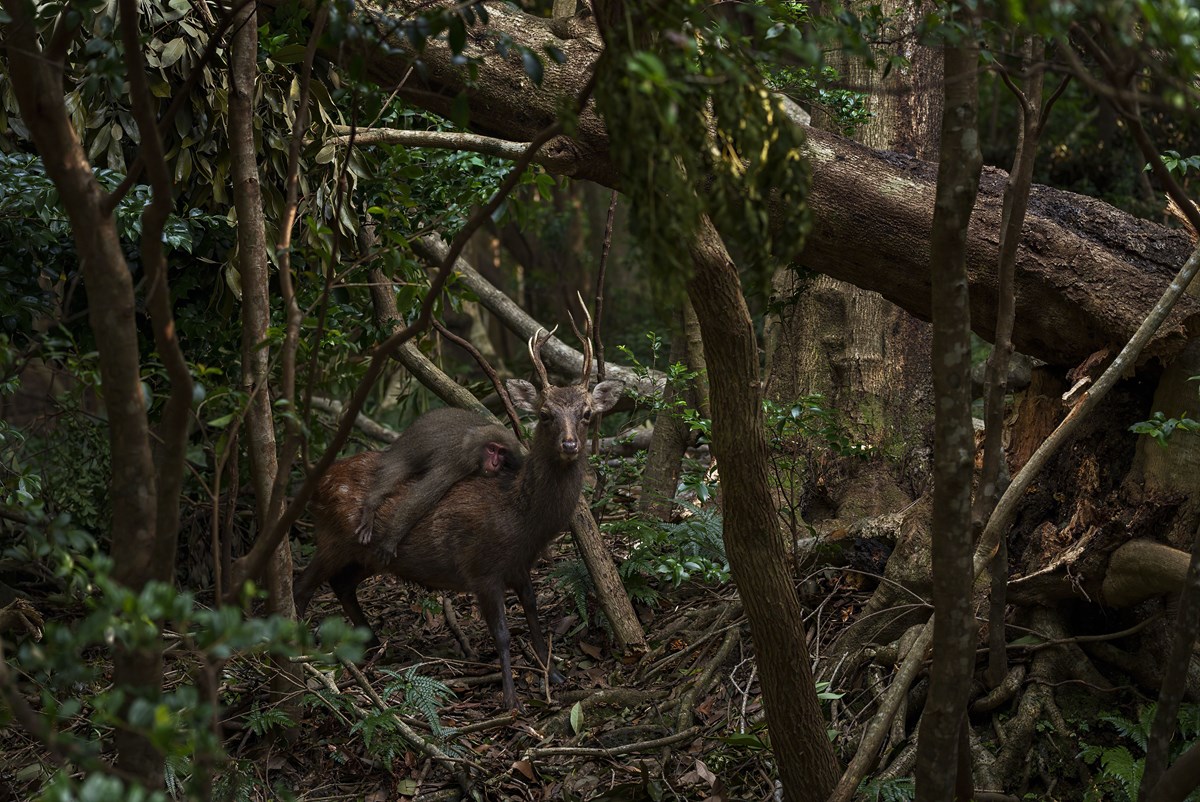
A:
295 304 622 709
354 407 524 557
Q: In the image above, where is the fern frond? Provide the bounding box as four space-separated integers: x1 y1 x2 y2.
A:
1098 745 1142 799
378 666 455 738
245 704 296 736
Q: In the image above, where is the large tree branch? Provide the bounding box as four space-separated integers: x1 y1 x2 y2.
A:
272 0 1200 368
411 233 661 397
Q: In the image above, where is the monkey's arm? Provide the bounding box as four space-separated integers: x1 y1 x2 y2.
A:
355 452 418 545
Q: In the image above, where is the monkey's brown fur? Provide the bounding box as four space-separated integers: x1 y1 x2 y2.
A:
355 407 523 556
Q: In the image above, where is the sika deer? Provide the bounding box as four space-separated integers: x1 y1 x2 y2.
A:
294 325 621 709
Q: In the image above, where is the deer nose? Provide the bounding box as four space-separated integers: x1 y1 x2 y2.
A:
561 439 579 454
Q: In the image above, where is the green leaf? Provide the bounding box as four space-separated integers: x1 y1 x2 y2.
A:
160 37 187 68
314 142 337 164
271 44 308 65
450 92 470 128
570 701 584 734
448 16 466 53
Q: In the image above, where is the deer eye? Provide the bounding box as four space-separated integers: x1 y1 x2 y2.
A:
539 411 552 423
581 410 592 422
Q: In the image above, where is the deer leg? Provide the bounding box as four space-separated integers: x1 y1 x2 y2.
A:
515 576 564 685
328 564 379 649
293 557 331 618
477 588 518 709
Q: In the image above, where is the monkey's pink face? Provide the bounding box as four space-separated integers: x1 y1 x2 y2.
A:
482 442 507 475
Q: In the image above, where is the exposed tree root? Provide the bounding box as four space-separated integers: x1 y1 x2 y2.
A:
994 609 1073 782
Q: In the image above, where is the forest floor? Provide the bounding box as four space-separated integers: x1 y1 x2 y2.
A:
0 536 868 802
3 528 1151 801
266 545 864 802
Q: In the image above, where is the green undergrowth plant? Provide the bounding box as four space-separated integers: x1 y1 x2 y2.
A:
379 665 455 739
1130 376 1200 446
764 395 870 539
320 666 456 770
859 777 916 802
552 510 730 633
1078 703 1200 802
1 509 365 802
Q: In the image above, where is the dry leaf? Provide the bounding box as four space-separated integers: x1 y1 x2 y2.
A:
511 759 537 781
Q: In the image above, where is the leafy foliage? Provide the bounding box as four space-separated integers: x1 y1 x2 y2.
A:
553 509 728 630
1078 704 1200 802
859 777 916 802
1130 376 1200 445
246 704 298 737
595 0 814 293
0 457 365 801
379 665 455 739
1150 151 1200 177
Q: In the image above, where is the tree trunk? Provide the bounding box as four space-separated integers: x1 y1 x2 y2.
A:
687 216 841 801
765 0 939 526
228 0 300 717
915 31 983 801
639 311 690 520
1 4 165 787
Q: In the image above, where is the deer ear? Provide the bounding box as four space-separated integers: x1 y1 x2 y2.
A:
590 380 623 413
507 379 539 412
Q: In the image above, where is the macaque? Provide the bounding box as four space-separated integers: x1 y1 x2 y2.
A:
355 407 523 555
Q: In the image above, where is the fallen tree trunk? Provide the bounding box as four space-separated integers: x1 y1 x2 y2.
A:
281 0 1200 368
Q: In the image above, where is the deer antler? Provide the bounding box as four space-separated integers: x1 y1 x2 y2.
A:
527 325 557 389
568 291 593 387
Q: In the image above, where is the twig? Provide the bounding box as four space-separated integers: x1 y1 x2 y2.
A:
445 712 519 736
674 628 740 732
432 318 524 441
590 189 618 455
525 726 702 759
308 395 399 443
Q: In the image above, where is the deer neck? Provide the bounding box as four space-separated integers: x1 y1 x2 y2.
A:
517 441 586 538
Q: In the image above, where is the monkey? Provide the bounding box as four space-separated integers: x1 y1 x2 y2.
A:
355 407 523 556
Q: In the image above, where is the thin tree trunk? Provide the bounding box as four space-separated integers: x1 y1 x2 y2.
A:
686 216 840 802
639 311 690 520
1141 516 1200 800
978 36 1049 688
1 3 167 786
229 0 279 579
228 0 301 718
915 25 983 802
682 300 710 420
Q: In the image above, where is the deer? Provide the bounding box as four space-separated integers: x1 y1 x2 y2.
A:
294 319 621 709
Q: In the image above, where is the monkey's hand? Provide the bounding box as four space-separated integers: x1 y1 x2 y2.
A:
355 514 375 545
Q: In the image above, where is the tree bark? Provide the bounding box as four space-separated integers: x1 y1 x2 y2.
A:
227 0 302 714
289 0 1200 370
229 0 281 584
978 36 1048 689
639 311 690 520
915 31 982 802
686 216 840 801
1 3 165 787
